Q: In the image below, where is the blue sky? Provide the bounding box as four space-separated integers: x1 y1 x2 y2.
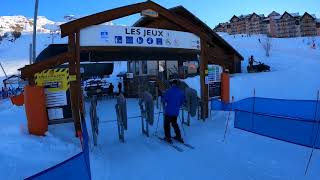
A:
2 0 320 27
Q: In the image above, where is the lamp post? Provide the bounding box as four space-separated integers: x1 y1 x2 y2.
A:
32 0 39 63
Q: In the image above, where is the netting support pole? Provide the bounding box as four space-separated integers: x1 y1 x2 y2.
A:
154 101 162 136
223 96 234 142
305 90 320 175
251 88 256 131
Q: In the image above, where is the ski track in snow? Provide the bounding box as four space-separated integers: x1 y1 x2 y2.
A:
0 33 320 179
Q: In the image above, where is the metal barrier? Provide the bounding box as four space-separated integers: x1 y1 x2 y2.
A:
139 91 154 137
89 95 99 146
211 97 320 149
183 87 199 126
115 94 127 142
25 117 91 180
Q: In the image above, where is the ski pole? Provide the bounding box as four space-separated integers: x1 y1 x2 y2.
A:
223 96 234 142
179 116 186 137
154 97 163 136
305 90 320 175
154 103 161 136
179 110 186 137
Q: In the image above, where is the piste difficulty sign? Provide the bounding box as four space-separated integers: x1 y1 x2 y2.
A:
80 25 201 50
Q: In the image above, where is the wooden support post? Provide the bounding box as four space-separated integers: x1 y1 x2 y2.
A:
68 33 81 136
200 40 209 119
75 31 82 114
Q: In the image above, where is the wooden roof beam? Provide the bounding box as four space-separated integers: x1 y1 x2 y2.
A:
60 1 211 42
19 52 71 78
60 1 151 37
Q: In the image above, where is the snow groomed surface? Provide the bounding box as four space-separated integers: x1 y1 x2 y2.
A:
25 119 91 180
212 97 320 148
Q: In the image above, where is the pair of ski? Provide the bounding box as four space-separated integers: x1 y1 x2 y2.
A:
157 136 195 152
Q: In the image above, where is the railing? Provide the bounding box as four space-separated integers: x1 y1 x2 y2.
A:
25 117 91 180
212 97 320 149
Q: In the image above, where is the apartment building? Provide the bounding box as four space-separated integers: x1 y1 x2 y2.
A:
246 13 267 35
215 11 319 38
230 15 247 34
300 12 317 37
214 22 231 34
317 19 320 36
277 12 300 38
268 11 281 37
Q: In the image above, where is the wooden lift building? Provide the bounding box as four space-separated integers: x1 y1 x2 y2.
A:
20 1 243 134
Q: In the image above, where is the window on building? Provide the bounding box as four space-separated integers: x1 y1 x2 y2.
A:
142 61 148 74
135 61 140 75
129 61 134 73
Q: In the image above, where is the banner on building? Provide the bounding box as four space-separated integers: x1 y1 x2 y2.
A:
80 25 201 50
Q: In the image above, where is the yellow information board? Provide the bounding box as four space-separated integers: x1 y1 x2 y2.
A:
34 68 69 92
34 68 72 120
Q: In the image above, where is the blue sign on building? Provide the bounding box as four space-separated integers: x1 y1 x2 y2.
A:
156 38 163 45
115 36 122 44
100 31 108 39
126 36 134 44
147 37 153 45
137 37 144 44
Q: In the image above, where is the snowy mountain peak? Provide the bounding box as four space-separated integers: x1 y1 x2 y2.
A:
0 15 61 35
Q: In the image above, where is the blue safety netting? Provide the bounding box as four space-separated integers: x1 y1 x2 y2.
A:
211 97 320 149
211 99 233 111
25 119 91 180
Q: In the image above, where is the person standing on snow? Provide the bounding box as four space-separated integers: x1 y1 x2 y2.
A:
162 79 185 143
248 55 257 67
118 82 122 95
108 83 114 97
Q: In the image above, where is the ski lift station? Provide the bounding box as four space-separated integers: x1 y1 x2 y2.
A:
16 1 251 179
19 0 243 133
5 0 319 179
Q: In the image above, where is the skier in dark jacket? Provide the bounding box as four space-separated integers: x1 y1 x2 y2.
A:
248 55 257 67
118 82 122 95
108 83 114 97
162 79 185 143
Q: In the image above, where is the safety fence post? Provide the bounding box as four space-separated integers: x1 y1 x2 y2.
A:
89 95 99 146
305 90 320 175
223 96 234 142
251 88 256 131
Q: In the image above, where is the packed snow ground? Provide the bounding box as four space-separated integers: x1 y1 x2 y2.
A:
86 99 320 180
0 99 81 179
0 33 320 179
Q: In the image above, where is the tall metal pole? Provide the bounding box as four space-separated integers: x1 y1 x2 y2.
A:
29 43 32 65
0 62 14 89
32 0 39 63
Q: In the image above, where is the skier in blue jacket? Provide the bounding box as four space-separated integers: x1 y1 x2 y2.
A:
162 79 185 143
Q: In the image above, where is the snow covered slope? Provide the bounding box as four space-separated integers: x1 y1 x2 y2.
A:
223 34 320 101
185 33 320 101
0 33 67 77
